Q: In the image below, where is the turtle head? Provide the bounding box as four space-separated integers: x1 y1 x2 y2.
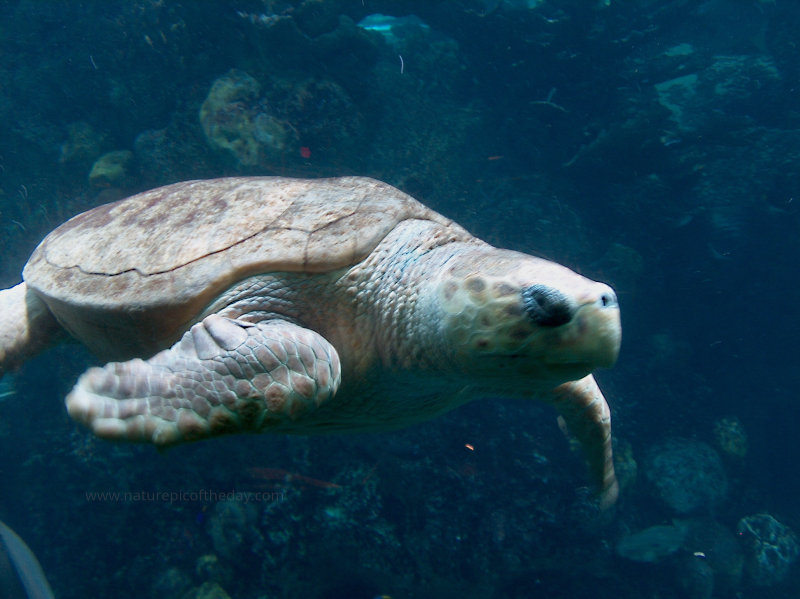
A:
434 247 621 387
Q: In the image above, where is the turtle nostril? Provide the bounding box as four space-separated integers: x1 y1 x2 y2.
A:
521 284 576 327
599 290 618 308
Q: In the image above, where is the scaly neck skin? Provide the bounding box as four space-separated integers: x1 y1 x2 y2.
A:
349 220 485 373
201 219 478 378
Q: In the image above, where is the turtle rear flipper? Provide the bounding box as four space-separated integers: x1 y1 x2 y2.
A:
0 283 63 377
66 314 342 445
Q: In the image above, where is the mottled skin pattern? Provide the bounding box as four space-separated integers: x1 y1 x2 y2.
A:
0 177 622 506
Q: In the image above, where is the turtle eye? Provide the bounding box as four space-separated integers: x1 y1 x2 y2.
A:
521 284 576 327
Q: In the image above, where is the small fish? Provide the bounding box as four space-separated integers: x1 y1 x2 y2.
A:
357 14 429 34
248 467 341 489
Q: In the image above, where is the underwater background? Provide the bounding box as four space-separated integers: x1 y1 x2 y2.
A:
1 0 799 597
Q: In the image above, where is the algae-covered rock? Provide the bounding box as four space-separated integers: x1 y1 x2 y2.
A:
619 518 745 597
207 499 262 565
654 55 782 133
737 513 799 586
616 523 688 563
59 121 108 168
645 438 728 513
151 566 192 597
199 69 294 167
88 150 135 188
280 77 365 160
682 519 743 593
187 581 232 599
713 416 748 458
134 121 216 186
675 552 715 599
196 554 232 587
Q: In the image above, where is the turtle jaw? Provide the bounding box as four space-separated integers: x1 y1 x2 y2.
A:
492 295 620 385
540 296 622 370
440 303 621 388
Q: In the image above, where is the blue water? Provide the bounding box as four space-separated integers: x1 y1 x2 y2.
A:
1 1 799 597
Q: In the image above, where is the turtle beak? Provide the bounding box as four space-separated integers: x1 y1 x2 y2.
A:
534 282 621 369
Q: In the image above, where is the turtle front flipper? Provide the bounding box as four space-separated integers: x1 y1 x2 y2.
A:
66 315 342 446
549 375 618 509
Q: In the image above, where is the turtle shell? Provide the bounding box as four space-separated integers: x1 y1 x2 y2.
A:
23 176 463 358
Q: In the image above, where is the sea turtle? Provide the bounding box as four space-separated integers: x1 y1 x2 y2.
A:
0 177 621 505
